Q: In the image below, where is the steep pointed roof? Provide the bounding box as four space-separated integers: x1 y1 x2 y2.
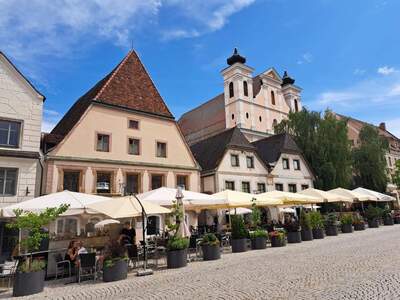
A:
49 50 173 142
252 133 301 165
190 127 256 172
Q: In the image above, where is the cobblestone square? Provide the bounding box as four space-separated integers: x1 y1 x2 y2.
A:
4 225 400 299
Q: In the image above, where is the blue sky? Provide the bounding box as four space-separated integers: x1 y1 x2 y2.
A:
1 0 400 136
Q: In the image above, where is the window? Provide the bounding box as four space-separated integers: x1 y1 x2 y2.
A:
147 216 160 235
271 91 276 105
282 158 290 169
231 114 235 120
96 134 110 152
0 168 17 196
242 182 250 193
128 119 139 129
151 174 164 190
63 171 80 192
229 82 234 98
275 183 284 191
293 159 300 170
56 217 79 236
96 172 111 193
225 181 235 190
301 185 309 190
294 99 299 112
128 138 140 155
156 142 167 158
288 184 297 193
243 81 248 96
176 175 188 189
231 154 239 167
257 183 266 193
0 120 21 148
246 112 249 119
259 116 262 122
246 156 254 168
126 173 140 195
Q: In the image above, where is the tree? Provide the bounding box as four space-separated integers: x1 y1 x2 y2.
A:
394 160 400 188
352 125 388 192
275 109 352 190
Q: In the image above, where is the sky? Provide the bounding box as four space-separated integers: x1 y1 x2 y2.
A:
1 0 400 136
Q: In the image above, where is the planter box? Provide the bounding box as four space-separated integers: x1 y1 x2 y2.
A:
270 236 286 247
368 219 380 228
251 237 267 250
341 224 353 233
287 231 302 243
384 217 394 226
325 225 338 236
201 244 221 261
167 249 187 269
103 259 128 282
231 238 247 253
13 270 45 297
301 229 313 241
354 223 366 231
312 228 325 239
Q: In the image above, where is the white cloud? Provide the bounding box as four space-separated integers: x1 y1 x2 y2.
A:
161 29 200 41
41 108 61 132
377 66 397 75
353 68 366 75
386 118 400 138
297 52 313 65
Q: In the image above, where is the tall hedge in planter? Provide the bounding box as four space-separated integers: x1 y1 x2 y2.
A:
249 198 267 250
300 211 313 241
382 209 394 226
200 233 221 261
324 213 339 236
340 214 353 233
353 214 366 231
7 205 69 297
309 211 325 239
284 221 301 243
103 239 128 282
365 206 381 228
231 215 248 253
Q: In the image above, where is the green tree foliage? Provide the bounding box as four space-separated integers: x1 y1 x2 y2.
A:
275 109 352 190
393 160 400 188
352 125 388 192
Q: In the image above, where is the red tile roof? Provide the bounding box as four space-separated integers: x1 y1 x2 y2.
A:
48 50 173 147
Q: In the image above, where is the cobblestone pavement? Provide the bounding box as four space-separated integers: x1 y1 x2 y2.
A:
4 225 400 300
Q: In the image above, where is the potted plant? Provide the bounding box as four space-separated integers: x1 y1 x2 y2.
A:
353 214 366 231
340 214 353 233
309 211 325 239
249 199 267 250
103 239 128 282
7 205 68 297
200 233 220 261
365 206 380 228
284 221 301 243
324 213 339 236
230 215 248 253
394 211 400 224
166 199 189 268
299 211 313 241
383 209 394 226
269 230 286 247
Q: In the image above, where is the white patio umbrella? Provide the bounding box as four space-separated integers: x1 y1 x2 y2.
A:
328 187 377 202
227 207 252 215
299 188 352 203
1 190 111 217
352 187 396 202
257 190 322 205
94 219 120 228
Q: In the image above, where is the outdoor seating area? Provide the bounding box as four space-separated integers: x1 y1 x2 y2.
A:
0 186 398 297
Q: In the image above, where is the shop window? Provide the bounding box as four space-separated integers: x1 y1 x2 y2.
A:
96 172 112 193
225 181 235 190
275 183 284 191
63 171 80 192
242 182 250 193
151 174 164 190
176 175 188 189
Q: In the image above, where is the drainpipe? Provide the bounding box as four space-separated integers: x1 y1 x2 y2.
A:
38 154 44 196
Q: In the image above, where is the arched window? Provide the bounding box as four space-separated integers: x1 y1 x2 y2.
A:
294 99 299 112
229 82 234 98
259 116 262 122
231 113 235 120
271 91 276 105
243 81 248 96
246 112 249 119
272 119 278 130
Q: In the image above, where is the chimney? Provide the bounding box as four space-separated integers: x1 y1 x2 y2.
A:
379 122 386 131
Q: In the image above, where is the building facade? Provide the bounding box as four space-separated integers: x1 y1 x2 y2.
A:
43 50 201 197
0 52 45 207
179 48 302 145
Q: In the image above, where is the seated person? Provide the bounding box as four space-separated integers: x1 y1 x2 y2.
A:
119 222 136 245
77 241 88 255
65 240 79 266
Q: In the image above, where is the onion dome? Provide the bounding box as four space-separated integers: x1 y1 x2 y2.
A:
282 71 295 86
227 48 246 65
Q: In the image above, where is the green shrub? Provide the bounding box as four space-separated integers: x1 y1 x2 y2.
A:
18 259 46 273
231 215 248 239
200 233 219 246
340 213 353 225
103 239 128 268
325 213 338 226
167 236 189 251
365 206 382 221
300 211 312 230
309 211 324 229
352 214 365 225
250 228 268 239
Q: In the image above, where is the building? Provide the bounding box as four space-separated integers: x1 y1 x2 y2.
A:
0 52 45 207
336 114 400 186
179 48 302 145
43 50 201 198
252 133 314 193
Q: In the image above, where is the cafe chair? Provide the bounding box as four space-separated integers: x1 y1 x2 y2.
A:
0 260 18 288
55 253 71 279
78 253 96 283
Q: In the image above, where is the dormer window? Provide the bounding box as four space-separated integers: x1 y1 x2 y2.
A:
243 81 248 96
229 82 234 98
271 91 276 105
